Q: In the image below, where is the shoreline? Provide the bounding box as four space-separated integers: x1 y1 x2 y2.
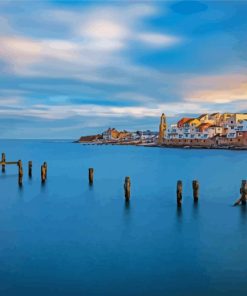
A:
75 140 247 150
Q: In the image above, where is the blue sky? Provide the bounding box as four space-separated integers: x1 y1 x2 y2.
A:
0 0 247 138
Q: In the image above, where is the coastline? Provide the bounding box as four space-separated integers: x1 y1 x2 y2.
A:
75 140 247 150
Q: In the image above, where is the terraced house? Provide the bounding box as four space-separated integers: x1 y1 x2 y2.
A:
165 113 247 147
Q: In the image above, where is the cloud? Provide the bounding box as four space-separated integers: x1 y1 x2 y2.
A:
79 19 128 41
0 99 212 121
0 2 181 79
0 97 22 106
0 37 43 67
1 1 246 138
137 33 180 47
184 74 247 103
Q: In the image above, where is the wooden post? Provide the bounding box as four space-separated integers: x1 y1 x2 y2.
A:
43 162 47 179
192 180 199 202
88 168 94 184
124 176 131 201
28 161 32 178
41 163 46 183
2 153 5 173
241 180 247 205
233 180 247 206
177 180 182 207
17 160 23 186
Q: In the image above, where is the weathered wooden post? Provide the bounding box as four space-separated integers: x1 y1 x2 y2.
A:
17 160 23 186
192 180 199 202
43 162 47 179
124 176 131 201
2 153 6 173
88 168 94 185
41 163 46 183
28 161 32 178
241 180 247 205
234 180 247 206
177 180 182 207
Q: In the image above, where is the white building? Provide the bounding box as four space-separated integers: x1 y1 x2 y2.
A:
226 119 247 138
165 112 237 140
166 124 182 139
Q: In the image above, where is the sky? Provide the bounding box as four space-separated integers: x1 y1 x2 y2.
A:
0 0 247 139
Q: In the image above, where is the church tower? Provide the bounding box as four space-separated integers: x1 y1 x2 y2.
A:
158 113 166 144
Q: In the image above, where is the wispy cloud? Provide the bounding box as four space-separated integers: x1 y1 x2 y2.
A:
0 3 181 80
0 99 213 121
137 33 181 47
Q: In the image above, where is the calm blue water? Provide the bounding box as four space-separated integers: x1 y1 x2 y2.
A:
0 140 247 296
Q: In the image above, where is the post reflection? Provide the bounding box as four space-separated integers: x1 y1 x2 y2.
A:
176 205 182 218
40 180 47 193
124 200 130 211
17 183 24 204
192 201 199 219
240 204 247 225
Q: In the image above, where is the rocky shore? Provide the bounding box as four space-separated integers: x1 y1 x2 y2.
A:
75 138 247 150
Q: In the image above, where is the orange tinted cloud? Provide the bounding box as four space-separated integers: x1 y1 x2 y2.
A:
185 74 247 103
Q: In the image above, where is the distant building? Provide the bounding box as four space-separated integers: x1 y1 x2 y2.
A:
197 113 216 125
102 128 130 141
209 113 222 125
142 130 158 141
177 118 191 128
225 114 247 138
165 112 247 144
102 128 118 140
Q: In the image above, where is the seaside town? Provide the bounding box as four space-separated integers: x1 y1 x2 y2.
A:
77 112 247 149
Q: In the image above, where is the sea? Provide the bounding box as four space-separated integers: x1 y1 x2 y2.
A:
0 139 247 296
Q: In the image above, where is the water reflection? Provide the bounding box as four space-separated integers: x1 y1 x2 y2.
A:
88 182 94 191
18 183 24 193
192 201 199 219
40 180 47 194
28 176 32 186
240 204 247 225
124 200 130 211
17 184 24 203
123 200 131 219
176 205 182 218
174 205 183 235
